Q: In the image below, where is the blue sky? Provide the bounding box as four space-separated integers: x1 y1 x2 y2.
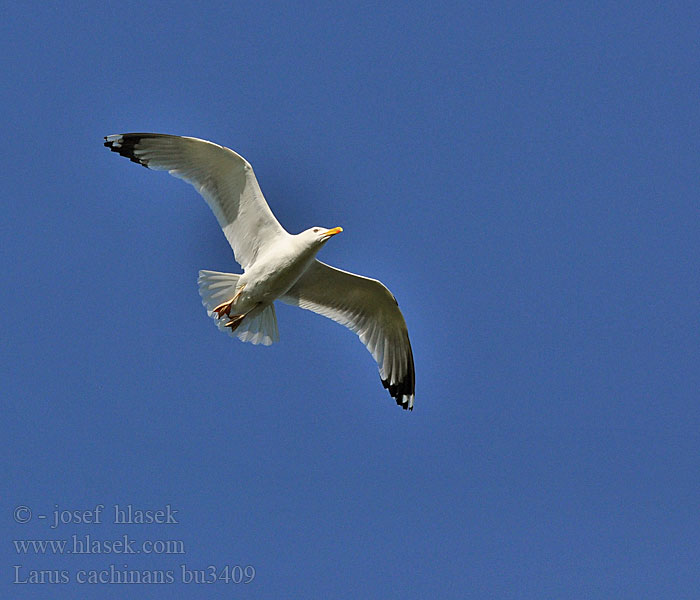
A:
2 2 699 598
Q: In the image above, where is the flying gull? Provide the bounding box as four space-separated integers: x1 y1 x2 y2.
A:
104 133 415 410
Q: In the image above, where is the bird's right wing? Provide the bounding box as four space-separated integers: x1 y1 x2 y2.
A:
104 133 288 269
281 260 415 410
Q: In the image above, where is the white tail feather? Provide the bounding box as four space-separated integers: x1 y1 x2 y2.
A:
198 270 241 315
235 304 279 346
197 270 279 346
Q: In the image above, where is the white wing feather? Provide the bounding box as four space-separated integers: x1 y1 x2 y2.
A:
104 133 288 269
281 260 415 410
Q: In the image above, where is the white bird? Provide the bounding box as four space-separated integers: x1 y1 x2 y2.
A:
104 133 415 410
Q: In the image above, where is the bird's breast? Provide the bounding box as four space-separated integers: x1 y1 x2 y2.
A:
242 244 317 303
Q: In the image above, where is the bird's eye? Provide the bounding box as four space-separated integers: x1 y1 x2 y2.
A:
313 228 320 233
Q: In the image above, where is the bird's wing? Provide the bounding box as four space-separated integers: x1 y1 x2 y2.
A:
104 133 287 269
281 260 415 410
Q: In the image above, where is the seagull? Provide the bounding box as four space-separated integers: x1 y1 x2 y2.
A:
104 133 415 410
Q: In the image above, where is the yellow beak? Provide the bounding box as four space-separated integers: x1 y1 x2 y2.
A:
325 226 343 237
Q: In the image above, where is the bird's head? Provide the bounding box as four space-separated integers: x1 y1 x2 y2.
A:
303 226 343 246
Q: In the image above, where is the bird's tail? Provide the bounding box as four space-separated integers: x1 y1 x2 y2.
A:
197 270 279 346
234 303 279 346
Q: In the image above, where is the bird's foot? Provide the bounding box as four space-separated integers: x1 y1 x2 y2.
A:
212 285 246 319
223 314 246 332
212 300 234 318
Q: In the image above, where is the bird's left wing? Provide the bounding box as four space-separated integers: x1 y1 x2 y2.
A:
104 133 288 269
281 260 415 410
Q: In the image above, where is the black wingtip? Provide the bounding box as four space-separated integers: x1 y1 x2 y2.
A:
381 331 415 411
382 375 414 411
103 134 151 168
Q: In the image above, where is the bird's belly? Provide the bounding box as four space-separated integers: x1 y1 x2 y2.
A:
241 256 313 305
